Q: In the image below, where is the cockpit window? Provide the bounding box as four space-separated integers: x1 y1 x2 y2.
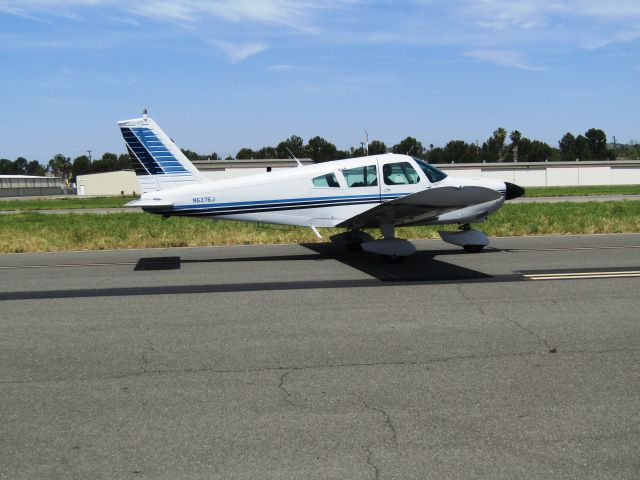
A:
383 162 420 185
312 172 340 188
413 157 448 183
342 165 378 187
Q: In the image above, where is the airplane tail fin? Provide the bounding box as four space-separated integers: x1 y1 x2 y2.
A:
118 112 207 193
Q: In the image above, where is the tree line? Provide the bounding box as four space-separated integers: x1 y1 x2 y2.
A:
178 127 639 165
2 127 638 184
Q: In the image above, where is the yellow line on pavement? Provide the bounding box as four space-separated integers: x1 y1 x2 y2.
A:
0 262 137 270
525 271 640 281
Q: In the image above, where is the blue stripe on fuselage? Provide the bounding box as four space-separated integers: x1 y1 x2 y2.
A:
171 192 409 211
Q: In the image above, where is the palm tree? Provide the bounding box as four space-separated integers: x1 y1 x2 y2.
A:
510 130 522 163
493 128 507 162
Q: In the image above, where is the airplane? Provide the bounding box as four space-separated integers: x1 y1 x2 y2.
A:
119 112 524 262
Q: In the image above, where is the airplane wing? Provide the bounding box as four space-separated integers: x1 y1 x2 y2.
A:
336 186 501 229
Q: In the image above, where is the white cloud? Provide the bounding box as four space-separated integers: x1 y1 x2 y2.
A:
0 0 346 30
2 0 640 68
210 40 267 62
464 49 543 71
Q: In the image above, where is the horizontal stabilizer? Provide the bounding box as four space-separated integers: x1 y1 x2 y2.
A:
125 199 173 209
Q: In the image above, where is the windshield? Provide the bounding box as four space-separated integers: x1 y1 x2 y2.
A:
413 157 448 183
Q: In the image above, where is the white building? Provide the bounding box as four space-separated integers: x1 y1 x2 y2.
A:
76 159 312 196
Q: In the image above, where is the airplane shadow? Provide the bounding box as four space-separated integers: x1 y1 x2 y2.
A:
0 245 510 301
300 243 496 282
134 242 500 283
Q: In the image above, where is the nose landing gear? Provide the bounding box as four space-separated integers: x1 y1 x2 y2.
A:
439 224 489 253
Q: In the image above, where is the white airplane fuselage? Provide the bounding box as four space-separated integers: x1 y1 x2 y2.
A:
137 153 509 228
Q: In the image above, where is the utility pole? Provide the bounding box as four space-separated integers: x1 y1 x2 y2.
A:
87 150 92 163
613 136 617 160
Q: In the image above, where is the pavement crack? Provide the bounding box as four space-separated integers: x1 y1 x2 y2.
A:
141 338 155 372
507 318 556 353
456 284 487 316
365 445 380 480
3 347 638 385
457 284 557 353
362 400 398 444
278 369 297 406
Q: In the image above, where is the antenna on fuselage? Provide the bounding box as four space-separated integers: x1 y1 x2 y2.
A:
365 129 369 156
285 147 303 167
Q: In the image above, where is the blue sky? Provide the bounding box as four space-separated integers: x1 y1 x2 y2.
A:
1 0 639 161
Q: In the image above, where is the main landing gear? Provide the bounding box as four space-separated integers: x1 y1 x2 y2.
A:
331 223 490 261
330 224 415 263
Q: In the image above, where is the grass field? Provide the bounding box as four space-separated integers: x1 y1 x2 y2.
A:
0 196 133 211
524 185 640 197
0 185 639 212
1 201 639 253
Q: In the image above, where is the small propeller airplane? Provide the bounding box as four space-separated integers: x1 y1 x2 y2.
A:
119 112 524 262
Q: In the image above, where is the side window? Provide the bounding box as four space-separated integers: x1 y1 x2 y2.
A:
312 173 340 188
382 162 420 185
342 165 378 187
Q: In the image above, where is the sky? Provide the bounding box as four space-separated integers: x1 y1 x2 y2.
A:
1 0 639 162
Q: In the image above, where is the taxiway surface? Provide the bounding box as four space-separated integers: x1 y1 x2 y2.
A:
1 234 639 479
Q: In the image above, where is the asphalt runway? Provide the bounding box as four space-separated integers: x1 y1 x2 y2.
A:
1 234 639 479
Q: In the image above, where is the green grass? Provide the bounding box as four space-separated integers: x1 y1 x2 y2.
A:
524 185 640 197
0 196 133 211
1 201 639 253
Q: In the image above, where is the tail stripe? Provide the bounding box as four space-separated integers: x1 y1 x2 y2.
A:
118 114 206 193
121 127 189 176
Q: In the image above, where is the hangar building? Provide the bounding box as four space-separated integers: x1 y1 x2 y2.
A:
0 175 62 198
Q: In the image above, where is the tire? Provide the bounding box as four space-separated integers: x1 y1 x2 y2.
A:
463 244 484 253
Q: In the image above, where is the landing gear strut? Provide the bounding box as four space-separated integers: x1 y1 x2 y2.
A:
459 224 485 253
330 229 373 252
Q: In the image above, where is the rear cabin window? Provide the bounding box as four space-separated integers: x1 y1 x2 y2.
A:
342 165 378 187
382 162 420 185
312 173 340 188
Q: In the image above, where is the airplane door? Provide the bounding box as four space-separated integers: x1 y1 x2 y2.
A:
379 159 424 201
339 163 381 203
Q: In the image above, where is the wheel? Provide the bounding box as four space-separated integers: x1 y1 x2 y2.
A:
463 244 484 253
382 255 405 264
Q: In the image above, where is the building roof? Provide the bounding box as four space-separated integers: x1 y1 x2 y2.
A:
192 159 313 170
0 174 57 179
